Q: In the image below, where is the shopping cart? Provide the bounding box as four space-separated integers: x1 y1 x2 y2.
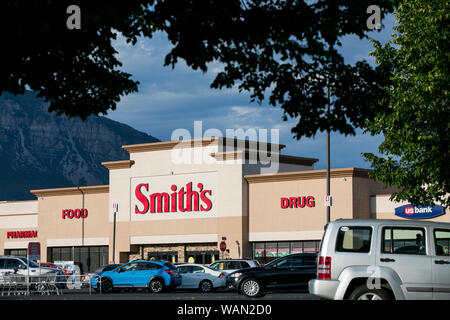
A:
29 271 60 295
0 273 28 296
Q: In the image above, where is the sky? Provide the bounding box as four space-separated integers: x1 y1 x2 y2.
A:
105 13 396 170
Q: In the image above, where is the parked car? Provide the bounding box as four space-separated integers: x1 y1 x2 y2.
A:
226 253 317 297
176 263 226 292
0 256 57 284
209 259 260 275
81 264 120 288
39 262 72 275
90 260 181 293
308 219 450 300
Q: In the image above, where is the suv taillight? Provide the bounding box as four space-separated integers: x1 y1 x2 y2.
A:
218 273 225 278
165 270 173 275
318 256 331 280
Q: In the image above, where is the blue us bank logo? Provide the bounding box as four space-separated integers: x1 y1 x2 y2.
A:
395 204 445 219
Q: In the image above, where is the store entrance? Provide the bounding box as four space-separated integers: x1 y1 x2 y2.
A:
148 251 178 263
185 251 219 264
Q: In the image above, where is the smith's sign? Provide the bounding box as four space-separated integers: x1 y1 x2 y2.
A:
135 182 213 214
395 204 445 219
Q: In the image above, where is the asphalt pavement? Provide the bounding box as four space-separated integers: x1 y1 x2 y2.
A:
0 288 318 300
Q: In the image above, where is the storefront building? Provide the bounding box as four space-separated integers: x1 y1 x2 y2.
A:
1 137 448 271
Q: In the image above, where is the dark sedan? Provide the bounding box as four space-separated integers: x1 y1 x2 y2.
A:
226 253 317 297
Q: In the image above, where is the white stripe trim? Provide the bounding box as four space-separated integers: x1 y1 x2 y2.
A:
249 231 323 242
0 201 38 215
4 241 29 249
46 237 109 247
0 215 38 229
130 233 218 245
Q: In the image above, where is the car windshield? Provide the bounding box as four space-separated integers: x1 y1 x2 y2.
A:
203 266 215 272
209 262 219 270
103 265 119 271
18 257 39 268
264 257 284 268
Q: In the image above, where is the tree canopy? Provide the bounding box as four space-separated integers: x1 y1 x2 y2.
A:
363 0 449 208
7 1 447 208
1 0 394 138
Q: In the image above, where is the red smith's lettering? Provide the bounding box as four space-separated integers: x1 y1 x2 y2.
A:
7 230 38 239
281 196 315 209
135 182 213 214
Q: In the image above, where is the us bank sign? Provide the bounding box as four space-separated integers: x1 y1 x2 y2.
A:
395 204 445 219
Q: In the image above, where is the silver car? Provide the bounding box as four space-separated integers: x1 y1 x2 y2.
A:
308 219 450 300
176 263 226 292
209 259 260 275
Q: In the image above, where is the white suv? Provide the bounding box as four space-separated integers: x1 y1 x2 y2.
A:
0 256 56 284
308 219 450 300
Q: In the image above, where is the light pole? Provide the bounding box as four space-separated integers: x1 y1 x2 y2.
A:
326 85 331 224
112 210 116 264
112 203 118 264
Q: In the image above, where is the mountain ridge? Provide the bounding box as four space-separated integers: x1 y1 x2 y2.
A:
0 91 159 201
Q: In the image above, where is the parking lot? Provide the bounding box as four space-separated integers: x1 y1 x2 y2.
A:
0 287 317 300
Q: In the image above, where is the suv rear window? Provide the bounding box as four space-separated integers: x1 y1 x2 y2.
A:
336 226 372 253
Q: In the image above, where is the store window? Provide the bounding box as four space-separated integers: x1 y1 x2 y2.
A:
4 249 27 257
47 246 108 273
252 241 320 264
254 243 265 259
148 251 178 263
185 251 219 264
303 241 317 253
290 242 303 254
265 243 277 259
277 242 290 257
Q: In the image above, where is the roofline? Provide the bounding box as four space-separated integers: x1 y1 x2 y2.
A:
122 137 286 153
210 151 318 166
0 200 38 204
101 160 135 170
330 218 450 225
244 168 371 183
30 185 109 197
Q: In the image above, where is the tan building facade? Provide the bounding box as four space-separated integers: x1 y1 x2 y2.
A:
1 138 448 271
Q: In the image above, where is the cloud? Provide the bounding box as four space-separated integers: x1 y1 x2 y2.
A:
106 17 393 170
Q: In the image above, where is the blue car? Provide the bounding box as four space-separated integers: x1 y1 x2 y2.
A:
91 260 181 293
